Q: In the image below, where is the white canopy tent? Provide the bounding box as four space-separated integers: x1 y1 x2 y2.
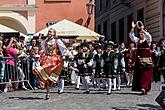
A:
33 19 101 40
0 24 29 40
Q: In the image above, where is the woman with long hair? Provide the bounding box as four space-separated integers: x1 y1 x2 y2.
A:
33 28 67 100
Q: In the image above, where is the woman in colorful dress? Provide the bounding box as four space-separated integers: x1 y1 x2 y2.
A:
33 28 67 100
129 21 153 95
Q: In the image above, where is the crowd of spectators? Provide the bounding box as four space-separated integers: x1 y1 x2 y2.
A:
0 34 164 93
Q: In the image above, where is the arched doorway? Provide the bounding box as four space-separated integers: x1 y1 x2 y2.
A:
0 17 27 34
0 11 35 34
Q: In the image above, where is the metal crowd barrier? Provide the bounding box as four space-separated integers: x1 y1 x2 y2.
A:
0 56 33 89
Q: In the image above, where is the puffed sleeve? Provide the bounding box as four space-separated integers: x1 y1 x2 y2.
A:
129 31 140 43
144 31 152 46
56 39 68 55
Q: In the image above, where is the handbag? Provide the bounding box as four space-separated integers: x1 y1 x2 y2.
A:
138 57 153 69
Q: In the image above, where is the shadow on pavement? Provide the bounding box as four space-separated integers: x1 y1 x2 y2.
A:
32 91 83 94
62 91 106 94
137 104 162 110
32 91 107 95
32 91 143 95
111 106 136 110
32 91 56 94
114 92 142 96
8 97 44 100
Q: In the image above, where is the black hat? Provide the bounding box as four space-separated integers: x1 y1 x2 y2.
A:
105 43 113 49
76 45 81 50
81 45 89 50
95 43 102 49
160 37 165 42
81 43 89 49
113 44 119 49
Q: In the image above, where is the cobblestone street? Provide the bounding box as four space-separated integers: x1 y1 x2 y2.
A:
0 82 163 110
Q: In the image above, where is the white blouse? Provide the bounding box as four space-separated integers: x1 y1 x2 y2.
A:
129 31 152 46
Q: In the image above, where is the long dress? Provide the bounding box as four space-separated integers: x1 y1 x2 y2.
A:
33 39 65 88
129 31 153 92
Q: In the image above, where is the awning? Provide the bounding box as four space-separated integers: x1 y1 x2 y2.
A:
33 19 101 40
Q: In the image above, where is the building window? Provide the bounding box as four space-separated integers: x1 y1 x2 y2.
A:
127 14 133 40
103 21 108 39
137 8 144 35
97 24 101 34
137 8 144 22
119 18 124 42
113 0 117 4
100 0 102 11
111 22 116 42
163 0 165 36
105 0 109 7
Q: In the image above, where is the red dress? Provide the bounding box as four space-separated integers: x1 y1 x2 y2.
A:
132 40 152 92
125 48 136 74
33 40 63 88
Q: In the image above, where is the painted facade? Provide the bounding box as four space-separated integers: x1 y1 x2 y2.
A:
0 0 94 34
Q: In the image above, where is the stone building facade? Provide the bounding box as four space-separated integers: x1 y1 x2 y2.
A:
95 0 165 42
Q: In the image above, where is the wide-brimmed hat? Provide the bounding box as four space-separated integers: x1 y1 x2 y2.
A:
105 42 114 49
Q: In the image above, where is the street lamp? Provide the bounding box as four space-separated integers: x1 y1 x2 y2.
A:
85 0 95 28
86 0 95 18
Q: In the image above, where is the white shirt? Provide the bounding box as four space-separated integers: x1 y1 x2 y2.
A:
41 38 68 55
